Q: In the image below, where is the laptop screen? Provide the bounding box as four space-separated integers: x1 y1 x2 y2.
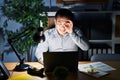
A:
43 51 79 72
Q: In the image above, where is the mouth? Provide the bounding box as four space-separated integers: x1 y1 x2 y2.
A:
58 29 66 35
60 28 66 32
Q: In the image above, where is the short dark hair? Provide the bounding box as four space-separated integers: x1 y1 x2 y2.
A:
55 8 74 22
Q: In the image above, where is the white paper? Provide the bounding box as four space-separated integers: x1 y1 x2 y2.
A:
78 62 116 72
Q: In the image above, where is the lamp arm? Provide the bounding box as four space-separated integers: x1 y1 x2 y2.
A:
7 27 35 62
8 39 30 71
10 27 35 42
7 27 44 63
8 39 24 63
6 27 39 71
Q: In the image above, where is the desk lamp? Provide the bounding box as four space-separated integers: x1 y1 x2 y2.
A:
8 27 45 71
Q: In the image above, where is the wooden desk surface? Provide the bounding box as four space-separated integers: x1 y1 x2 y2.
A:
5 61 120 80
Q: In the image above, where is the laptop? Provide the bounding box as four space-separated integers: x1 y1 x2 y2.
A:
43 51 79 72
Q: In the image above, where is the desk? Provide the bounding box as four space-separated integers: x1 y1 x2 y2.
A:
5 61 120 80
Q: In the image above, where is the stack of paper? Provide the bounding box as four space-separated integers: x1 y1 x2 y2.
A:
78 62 116 78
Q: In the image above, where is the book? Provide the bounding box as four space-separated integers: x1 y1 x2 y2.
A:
8 73 41 80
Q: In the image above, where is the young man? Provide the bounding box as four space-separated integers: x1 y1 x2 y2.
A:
35 8 89 64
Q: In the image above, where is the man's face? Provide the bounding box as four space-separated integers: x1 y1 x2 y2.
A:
55 17 73 36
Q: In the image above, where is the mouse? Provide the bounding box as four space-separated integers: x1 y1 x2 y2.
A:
27 67 45 78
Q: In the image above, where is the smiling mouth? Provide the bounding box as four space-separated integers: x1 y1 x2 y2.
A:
60 29 66 32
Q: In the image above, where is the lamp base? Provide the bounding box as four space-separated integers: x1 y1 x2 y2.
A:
14 63 31 71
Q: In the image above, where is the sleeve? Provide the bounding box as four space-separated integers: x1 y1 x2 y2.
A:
69 27 89 51
35 31 49 64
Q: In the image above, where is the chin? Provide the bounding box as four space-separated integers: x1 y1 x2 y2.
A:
59 31 66 35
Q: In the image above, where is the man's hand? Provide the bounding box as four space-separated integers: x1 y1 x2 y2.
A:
64 20 73 34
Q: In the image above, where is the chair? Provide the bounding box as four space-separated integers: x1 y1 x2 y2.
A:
83 42 112 61
28 45 37 62
91 54 120 61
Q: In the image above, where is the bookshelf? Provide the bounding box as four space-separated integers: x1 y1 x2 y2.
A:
56 0 108 4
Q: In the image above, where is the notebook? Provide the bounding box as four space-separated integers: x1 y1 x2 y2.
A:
43 51 79 72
